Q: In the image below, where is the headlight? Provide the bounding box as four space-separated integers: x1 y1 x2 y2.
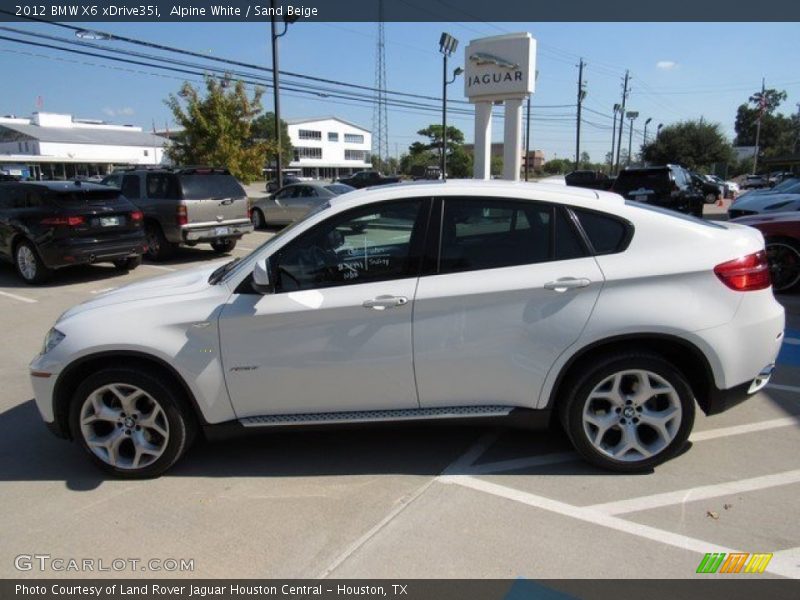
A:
42 328 65 354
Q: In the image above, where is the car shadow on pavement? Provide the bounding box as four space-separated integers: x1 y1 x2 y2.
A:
0 399 619 485
0 263 135 289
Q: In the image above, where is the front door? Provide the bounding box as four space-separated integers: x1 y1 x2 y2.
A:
219 198 428 418
413 197 605 409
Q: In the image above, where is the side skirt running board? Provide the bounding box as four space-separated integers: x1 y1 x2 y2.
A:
239 405 515 428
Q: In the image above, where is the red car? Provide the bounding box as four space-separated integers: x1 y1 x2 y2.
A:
733 212 800 292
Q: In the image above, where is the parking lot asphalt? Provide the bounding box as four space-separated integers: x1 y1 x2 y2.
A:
1 202 799 580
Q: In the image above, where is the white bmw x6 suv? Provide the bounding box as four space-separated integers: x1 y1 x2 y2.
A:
30 181 784 478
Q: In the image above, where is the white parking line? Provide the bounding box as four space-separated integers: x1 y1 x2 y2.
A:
90 287 117 295
0 290 37 303
771 547 800 579
141 264 177 272
689 416 800 441
585 469 800 515
439 475 797 579
465 416 800 476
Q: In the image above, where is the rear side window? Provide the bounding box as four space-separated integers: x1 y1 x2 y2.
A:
146 173 181 199
439 198 552 274
121 175 140 200
572 208 631 254
180 174 245 200
614 169 671 195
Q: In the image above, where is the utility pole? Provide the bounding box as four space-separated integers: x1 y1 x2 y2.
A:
626 111 639 167
615 71 630 175
753 77 766 174
575 58 585 171
525 96 531 181
270 1 282 189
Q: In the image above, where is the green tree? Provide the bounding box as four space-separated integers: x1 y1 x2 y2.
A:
448 145 473 178
165 73 266 183
734 88 797 160
642 120 733 170
542 158 573 174
251 112 294 168
416 124 466 156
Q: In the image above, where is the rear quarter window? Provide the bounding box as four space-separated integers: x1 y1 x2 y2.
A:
572 208 632 254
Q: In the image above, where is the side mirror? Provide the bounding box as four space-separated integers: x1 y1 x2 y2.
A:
251 259 273 294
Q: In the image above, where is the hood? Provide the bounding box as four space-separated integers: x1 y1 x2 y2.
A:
59 263 222 321
730 193 800 212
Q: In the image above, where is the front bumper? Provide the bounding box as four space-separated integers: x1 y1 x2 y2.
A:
182 222 254 242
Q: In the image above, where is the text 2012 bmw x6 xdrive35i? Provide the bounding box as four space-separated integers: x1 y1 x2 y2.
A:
30 181 784 477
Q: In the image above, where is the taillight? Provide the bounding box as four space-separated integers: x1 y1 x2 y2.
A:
714 250 771 291
130 210 143 222
41 216 85 227
176 204 188 226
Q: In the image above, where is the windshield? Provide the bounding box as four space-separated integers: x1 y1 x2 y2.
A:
179 174 245 200
324 184 355 195
217 200 332 284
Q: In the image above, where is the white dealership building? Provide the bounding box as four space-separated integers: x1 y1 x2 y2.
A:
285 116 372 179
0 112 166 180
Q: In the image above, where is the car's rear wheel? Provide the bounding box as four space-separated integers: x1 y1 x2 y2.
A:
251 208 265 230
69 368 196 478
113 256 142 271
145 222 176 261
704 191 718 204
765 238 800 292
560 353 695 472
14 239 52 284
211 238 237 253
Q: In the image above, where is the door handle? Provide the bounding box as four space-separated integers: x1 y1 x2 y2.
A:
362 295 409 310
543 278 591 293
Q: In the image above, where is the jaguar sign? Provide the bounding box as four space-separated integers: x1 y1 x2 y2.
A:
464 33 536 101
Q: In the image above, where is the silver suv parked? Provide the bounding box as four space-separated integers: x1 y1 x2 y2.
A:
102 167 253 260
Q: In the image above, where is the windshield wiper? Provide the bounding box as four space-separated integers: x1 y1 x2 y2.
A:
208 257 241 285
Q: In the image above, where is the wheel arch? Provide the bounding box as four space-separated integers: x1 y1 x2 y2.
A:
547 334 717 416
52 350 206 440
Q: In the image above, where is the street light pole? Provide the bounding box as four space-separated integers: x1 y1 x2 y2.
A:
626 111 639 167
270 3 297 190
439 33 459 180
610 103 620 173
643 117 652 147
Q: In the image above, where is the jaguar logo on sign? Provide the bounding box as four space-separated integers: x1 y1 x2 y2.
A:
464 33 536 101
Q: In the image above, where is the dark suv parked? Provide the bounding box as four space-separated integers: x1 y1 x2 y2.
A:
102 167 252 260
611 165 704 217
0 181 146 283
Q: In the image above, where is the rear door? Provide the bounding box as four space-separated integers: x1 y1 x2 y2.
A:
281 185 320 221
413 196 605 410
178 171 249 225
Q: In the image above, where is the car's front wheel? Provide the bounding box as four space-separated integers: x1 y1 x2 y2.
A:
765 238 800 292
251 208 265 230
560 353 695 472
69 368 196 478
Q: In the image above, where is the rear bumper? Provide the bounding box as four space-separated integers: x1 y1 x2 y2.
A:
39 233 146 268
182 222 253 242
703 364 775 416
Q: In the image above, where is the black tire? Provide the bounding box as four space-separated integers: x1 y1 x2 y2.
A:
145 222 176 261
704 192 718 205
210 238 237 253
765 237 800 292
559 352 695 473
68 367 196 479
251 208 265 230
14 239 53 284
113 256 143 271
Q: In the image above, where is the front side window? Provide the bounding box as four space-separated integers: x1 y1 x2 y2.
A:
273 199 423 292
439 198 555 274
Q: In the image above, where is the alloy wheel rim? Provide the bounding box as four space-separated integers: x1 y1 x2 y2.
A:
146 228 160 255
766 242 800 292
16 246 37 280
79 383 170 470
582 369 682 462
